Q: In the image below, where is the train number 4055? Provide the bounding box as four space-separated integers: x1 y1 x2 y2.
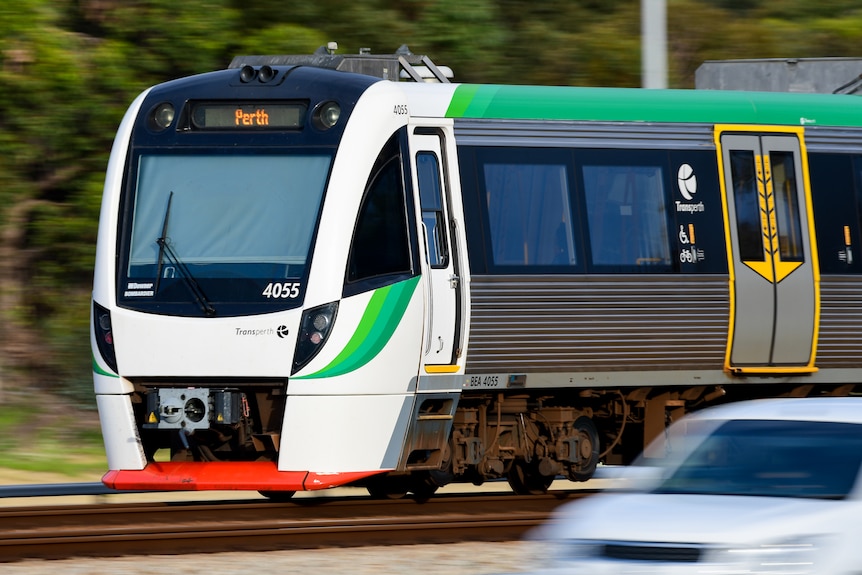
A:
261 282 300 299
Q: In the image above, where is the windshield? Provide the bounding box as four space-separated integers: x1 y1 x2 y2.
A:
653 419 862 500
119 152 331 316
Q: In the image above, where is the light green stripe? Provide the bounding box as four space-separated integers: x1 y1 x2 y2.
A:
295 276 420 379
324 286 389 369
445 84 862 127
330 279 418 376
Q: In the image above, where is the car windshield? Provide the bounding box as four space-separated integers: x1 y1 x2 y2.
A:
653 419 862 499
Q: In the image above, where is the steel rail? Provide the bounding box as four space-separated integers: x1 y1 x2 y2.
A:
0 491 593 562
0 482 123 498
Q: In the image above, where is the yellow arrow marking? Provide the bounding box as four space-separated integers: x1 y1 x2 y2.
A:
743 155 802 283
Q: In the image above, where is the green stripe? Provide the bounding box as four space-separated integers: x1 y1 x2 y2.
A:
92 354 119 378
445 84 862 127
295 276 420 379
446 84 494 117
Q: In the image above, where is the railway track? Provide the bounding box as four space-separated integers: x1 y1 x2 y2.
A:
0 490 594 562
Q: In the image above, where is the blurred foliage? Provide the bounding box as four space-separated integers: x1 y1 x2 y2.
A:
0 403 105 476
0 0 861 409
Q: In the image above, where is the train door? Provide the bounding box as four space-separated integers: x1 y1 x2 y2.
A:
716 126 819 373
409 128 463 371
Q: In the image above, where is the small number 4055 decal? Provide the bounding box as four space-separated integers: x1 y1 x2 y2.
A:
262 282 300 299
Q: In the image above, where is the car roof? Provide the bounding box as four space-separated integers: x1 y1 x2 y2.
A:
688 397 862 425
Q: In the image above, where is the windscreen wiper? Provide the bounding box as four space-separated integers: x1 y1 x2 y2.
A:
154 192 216 316
154 191 173 294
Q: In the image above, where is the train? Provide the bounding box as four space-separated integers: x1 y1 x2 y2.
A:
92 48 862 498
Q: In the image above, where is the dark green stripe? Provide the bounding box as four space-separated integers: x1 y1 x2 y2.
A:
92 354 118 377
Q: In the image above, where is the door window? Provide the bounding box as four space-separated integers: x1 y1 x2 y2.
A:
729 150 765 262
417 151 449 268
770 151 804 262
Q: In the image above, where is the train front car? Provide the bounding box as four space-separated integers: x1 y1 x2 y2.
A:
92 63 441 496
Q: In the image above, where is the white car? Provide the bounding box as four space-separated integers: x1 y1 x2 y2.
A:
529 397 862 575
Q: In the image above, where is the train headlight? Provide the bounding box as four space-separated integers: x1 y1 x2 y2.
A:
92 301 118 374
258 65 276 83
149 102 175 131
292 301 338 374
313 101 341 130
239 65 257 83
312 312 330 331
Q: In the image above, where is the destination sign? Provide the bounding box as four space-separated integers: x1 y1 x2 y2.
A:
190 102 307 130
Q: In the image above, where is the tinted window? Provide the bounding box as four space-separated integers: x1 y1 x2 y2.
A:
417 151 449 268
729 150 764 262
770 151 804 262
459 145 725 275
347 140 412 284
810 153 859 274
656 419 862 500
580 153 672 271
477 148 577 268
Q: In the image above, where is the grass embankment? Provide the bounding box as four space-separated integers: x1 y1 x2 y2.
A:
0 403 107 483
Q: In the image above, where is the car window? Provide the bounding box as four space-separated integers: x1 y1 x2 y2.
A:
654 419 862 499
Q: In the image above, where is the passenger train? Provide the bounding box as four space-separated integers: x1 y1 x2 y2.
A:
92 49 862 498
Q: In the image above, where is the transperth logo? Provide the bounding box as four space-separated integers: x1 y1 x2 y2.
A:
678 163 697 200
233 326 289 339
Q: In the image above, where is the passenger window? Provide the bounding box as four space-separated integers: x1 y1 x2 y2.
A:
347 143 412 283
417 152 449 268
582 164 671 268
810 153 858 274
482 155 576 267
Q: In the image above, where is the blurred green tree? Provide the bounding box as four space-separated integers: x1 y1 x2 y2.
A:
2 0 862 409
0 3 102 401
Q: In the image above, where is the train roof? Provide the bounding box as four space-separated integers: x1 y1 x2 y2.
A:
219 47 862 128
404 83 862 128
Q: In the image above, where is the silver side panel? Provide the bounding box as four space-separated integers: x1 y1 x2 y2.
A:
818 276 862 368
454 119 715 149
453 121 862 153
804 127 862 153
465 275 728 373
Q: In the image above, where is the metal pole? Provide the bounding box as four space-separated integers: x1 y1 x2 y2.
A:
642 0 668 89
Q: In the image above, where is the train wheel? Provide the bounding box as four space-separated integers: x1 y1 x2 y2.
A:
566 415 600 482
507 461 554 495
258 490 296 501
366 475 409 499
409 473 440 501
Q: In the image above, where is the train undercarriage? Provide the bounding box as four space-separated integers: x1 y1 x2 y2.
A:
132 381 860 499
355 381 862 498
